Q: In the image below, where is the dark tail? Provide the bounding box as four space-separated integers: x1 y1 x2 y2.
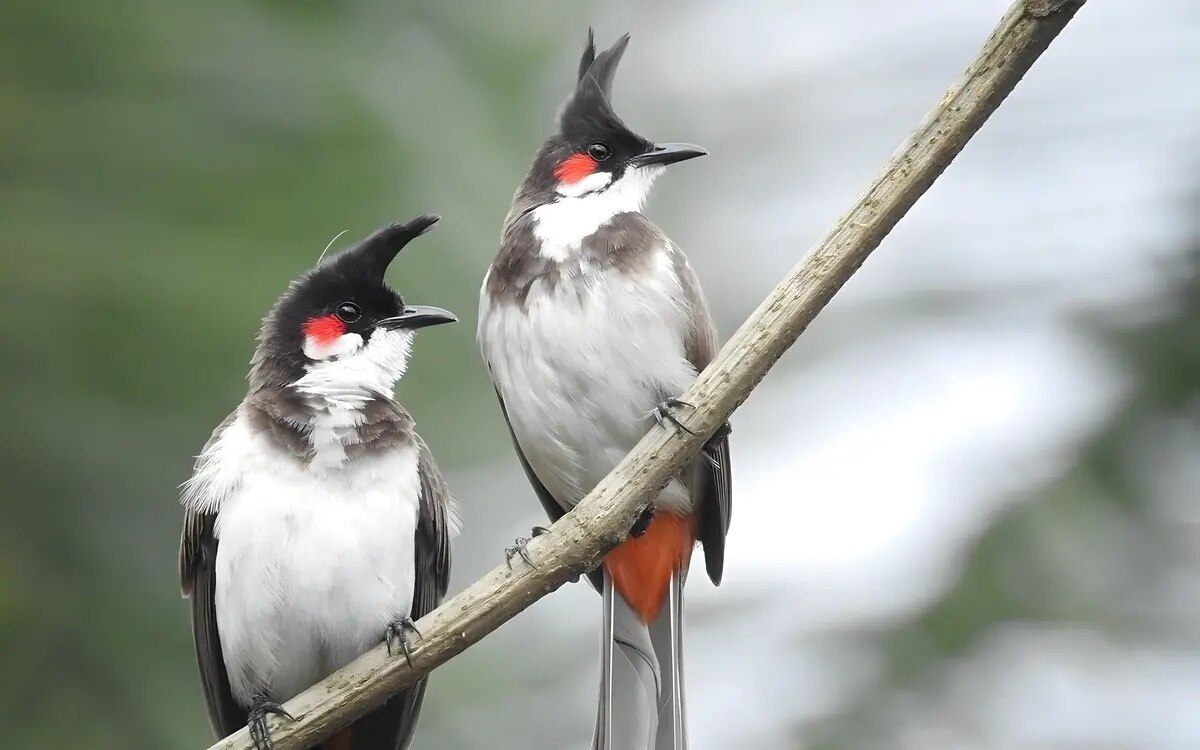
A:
326 678 428 750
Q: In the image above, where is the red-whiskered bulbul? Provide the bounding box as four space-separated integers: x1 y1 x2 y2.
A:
478 31 732 750
179 216 460 750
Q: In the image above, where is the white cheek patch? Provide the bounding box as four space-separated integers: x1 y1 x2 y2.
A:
302 332 364 361
294 328 415 410
534 166 665 260
556 170 612 198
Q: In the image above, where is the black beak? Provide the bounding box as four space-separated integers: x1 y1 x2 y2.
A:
379 305 458 331
628 142 708 168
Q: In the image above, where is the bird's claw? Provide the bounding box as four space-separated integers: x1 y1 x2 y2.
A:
247 699 294 750
506 537 534 568
651 397 697 436
505 526 550 569
630 506 655 537
384 616 421 667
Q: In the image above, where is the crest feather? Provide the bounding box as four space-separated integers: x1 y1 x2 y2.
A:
337 214 440 279
583 33 630 99
577 27 596 82
557 32 632 135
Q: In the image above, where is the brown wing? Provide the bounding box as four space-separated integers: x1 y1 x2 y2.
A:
179 412 247 737
673 247 733 586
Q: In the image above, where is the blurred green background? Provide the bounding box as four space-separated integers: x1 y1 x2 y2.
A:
2 1 1198 748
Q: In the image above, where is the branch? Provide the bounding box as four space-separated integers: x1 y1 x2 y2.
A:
206 2 1086 747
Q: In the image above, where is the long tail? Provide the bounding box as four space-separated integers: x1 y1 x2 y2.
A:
593 571 687 750
652 572 687 749
593 514 692 750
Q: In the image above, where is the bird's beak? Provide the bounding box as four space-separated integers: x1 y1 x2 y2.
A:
379 305 458 331
628 143 708 168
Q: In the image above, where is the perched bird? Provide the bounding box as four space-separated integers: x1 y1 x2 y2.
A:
478 31 731 750
179 216 460 750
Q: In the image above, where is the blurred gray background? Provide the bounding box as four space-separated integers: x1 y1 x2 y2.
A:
2 1 1199 748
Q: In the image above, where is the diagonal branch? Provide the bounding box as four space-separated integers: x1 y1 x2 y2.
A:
205 1 1087 747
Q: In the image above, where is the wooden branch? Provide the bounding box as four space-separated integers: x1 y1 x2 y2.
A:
206 2 1086 747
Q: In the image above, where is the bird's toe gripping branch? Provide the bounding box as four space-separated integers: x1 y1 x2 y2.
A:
650 397 731 469
505 526 587 583
383 616 422 667
629 505 655 538
247 699 295 750
505 526 551 569
650 397 697 435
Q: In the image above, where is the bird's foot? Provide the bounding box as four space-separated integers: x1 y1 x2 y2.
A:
650 397 697 435
630 506 655 537
247 699 294 750
505 526 550 569
383 616 422 667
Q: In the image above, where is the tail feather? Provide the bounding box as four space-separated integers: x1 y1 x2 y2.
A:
651 574 686 749
594 570 689 750
599 574 614 746
343 679 429 749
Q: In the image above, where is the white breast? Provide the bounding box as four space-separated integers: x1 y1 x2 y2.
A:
203 414 421 704
479 245 696 511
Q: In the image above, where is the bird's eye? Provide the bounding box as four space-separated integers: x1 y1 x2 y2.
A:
587 142 612 161
335 302 361 323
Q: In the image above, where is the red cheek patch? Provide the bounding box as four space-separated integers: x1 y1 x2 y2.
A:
302 314 345 346
555 153 597 184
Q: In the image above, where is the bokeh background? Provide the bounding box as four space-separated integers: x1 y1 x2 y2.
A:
3 1 1199 748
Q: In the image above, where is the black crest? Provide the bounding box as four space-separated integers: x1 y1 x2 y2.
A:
328 214 441 281
558 31 636 144
577 27 597 83
506 31 653 210
248 215 440 389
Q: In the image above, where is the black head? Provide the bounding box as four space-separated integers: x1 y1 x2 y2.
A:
249 215 457 390
523 31 707 201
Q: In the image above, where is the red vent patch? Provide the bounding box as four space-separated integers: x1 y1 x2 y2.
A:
302 314 345 345
554 153 597 184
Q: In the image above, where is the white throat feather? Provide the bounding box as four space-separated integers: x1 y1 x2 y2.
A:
532 165 663 261
293 328 414 411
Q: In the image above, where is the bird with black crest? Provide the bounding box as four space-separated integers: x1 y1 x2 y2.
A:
479 30 732 750
180 216 460 750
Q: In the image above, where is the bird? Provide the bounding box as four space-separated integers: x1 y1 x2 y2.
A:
179 215 461 750
477 31 732 750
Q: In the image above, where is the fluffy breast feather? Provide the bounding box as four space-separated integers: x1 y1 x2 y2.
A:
200 413 423 703
479 230 697 510
181 405 434 704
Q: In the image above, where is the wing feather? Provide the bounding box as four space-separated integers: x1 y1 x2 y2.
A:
671 245 733 585
179 411 247 737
